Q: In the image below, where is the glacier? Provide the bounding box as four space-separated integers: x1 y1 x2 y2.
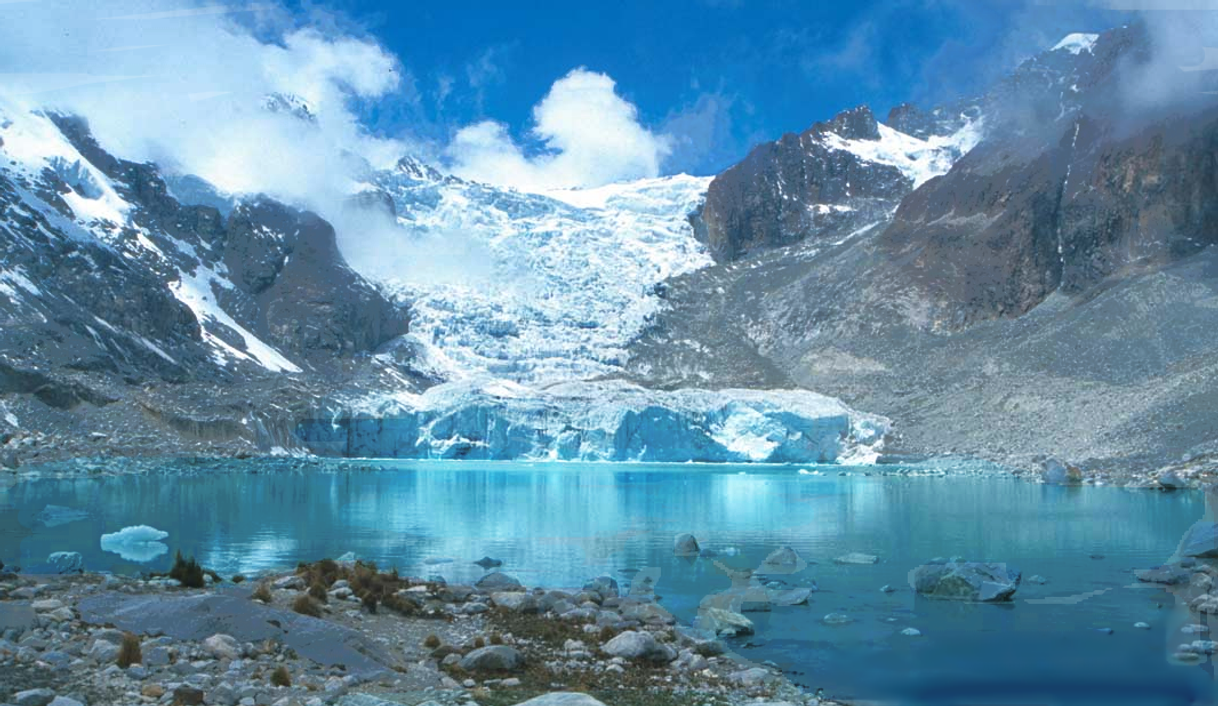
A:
296 378 889 463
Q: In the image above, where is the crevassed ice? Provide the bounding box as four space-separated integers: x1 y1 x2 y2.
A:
365 169 713 385
299 378 891 464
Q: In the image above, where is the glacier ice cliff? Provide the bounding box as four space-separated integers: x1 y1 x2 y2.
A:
296 378 888 463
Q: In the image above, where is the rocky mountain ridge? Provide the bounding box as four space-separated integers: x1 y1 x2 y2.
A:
628 23 1218 479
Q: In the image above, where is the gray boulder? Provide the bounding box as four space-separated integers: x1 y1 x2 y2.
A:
475 572 523 592
1159 470 1187 490
1178 522 1218 558
601 630 672 663
908 561 1021 602
492 592 538 613
696 607 754 637
14 689 55 706
581 576 619 598
511 694 608 706
1043 458 1083 485
459 645 522 673
674 533 700 557
47 551 83 574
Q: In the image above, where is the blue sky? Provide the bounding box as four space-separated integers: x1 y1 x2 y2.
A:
303 0 1131 175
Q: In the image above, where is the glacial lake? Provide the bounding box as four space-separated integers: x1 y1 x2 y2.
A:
0 459 1212 704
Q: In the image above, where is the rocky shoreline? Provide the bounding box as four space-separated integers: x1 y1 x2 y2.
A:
4 446 1216 492
0 560 835 706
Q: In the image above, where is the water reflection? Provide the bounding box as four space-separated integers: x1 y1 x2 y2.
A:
0 460 1208 701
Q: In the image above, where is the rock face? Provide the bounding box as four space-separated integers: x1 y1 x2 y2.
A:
909 561 1022 602
0 108 416 461
628 24 1218 478
694 106 953 263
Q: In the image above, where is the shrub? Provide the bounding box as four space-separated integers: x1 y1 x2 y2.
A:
361 592 378 614
251 582 273 604
292 594 322 618
231 575 246 584
169 551 205 589
270 665 291 687
308 582 328 603
117 632 142 668
423 634 441 649
490 632 504 645
473 636 486 649
599 625 617 642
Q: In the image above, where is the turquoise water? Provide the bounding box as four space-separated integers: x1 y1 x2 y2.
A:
0 460 1211 703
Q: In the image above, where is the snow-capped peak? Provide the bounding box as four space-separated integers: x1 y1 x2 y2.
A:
1052 33 1100 55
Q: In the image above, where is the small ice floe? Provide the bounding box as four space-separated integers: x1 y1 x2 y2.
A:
99 525 169 563
797 468 825 476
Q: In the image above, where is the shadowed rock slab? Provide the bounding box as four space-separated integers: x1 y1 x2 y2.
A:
76 592 396 676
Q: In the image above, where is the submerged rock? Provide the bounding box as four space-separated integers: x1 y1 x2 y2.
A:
834 552 879 565
758 546 807 574
1135 565 1192 585
674 533 700 557
475 572 523 592
474 556 503 569
908 560 1021 602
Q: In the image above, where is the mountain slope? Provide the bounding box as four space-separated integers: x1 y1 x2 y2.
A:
627 24 1218 481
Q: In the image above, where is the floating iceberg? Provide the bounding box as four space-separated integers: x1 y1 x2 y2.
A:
100 525 169 563
298 378 888 463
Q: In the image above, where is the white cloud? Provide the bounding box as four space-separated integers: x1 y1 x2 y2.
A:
0 0 410 215
448 68 673 191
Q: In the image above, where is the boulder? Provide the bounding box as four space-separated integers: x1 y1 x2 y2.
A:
273 575 305 590
582 576 619 598
674 533 700 557
13 689 55 706
602 630 667 661
47 551 83 574
511 694 608 706
476 572 523 592
908 560 1021 602
202 633 241 660
1159 470 1187 490
696 607 754 637
459 645 523 673
474 556 503 569
834 552 879 565
492 592 538 613
1043 458 1083 485
1178 522 1218 558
